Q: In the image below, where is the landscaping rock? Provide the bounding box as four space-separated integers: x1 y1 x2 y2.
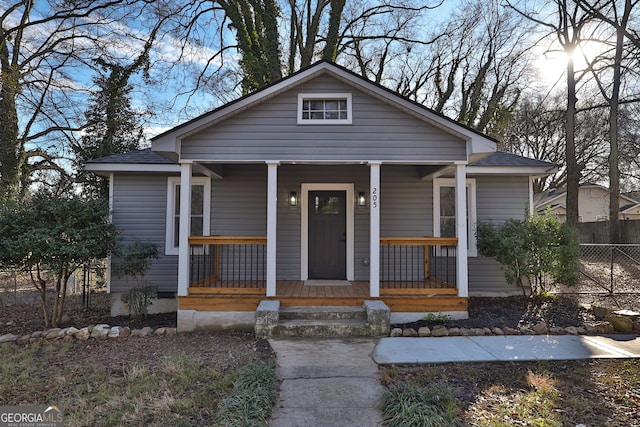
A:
471 328 485 336
549 327 566 335
65 327 79 336
565 326 579 335
402 328 418 337
390 328 402 337
16 335 31 345
154 327 167 335
75 327 91 341
503 327 520 335
139 327 154 336
592 305 611 320
634 319 640 332
417 326 431 337
165 328 177 336
46 329 62 339
448 327 461 336
576 327 587 335
0 333 18 343
31 331 45 338
483 328 492 336
431 325 449 337
585 325 598 335
90 324 111 338
606 315 634 333
459 327 470 336
520 327 535 335
594 322 615 334
108 326 123 338
491 327 504 335
533 322 549 335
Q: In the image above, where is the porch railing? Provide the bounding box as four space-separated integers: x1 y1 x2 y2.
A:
380 237 458 289
188 236 267 288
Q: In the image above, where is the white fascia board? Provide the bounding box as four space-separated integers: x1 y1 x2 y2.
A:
85 163 181 173
466 166 558 176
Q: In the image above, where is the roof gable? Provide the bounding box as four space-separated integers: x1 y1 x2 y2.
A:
151 61 497 159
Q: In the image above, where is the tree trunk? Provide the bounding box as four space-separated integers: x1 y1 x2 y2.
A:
322 0 346 62
565 54 580 228
608 5 628 244
31 265 51 328
0 51 23 200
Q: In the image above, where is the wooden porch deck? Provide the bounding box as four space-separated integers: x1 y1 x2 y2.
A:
179 281 467 313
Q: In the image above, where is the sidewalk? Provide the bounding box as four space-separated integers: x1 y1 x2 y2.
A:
268 338 384 427
267 334 640 426
372 334 640 364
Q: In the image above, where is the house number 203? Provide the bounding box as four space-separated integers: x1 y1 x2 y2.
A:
371 188 378 208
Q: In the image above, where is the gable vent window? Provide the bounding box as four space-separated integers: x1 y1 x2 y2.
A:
298 93 352 124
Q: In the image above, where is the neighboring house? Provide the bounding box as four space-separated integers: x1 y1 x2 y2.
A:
87 61 556 332
534 183 640 222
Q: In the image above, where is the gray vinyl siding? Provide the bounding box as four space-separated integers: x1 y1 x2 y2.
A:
109 168 530 296
468 175 530 295
110 174 178 293
180 75 467 162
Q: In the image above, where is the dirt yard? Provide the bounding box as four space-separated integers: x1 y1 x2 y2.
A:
1 271 639 426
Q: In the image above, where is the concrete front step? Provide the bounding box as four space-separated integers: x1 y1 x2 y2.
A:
279 306 367 321
275 319 372 337
255 300 391 338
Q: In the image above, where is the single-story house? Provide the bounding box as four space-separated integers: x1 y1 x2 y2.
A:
535 183 640 222
87 61 556 332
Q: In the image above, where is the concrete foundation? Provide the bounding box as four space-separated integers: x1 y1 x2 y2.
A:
110 292 177 317
177 309 255 332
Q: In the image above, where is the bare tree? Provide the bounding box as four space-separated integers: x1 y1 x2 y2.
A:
507 0 597 228
503 92 609 193
578 0 639 242
388 0 534 136
0 0 163 199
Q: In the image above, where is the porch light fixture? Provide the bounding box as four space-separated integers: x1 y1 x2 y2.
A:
289 191 298 207
358 192 366 207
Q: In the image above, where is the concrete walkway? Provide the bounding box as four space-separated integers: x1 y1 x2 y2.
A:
267 335 640 426
373 334 640 364
268 338 384 427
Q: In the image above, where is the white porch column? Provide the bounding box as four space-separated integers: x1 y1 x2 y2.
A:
455 163 469 298
177 162 193 297
266 161 279 296
369 161 382 297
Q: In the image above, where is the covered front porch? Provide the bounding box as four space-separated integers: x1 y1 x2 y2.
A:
180 231 467 319
176 161 470 304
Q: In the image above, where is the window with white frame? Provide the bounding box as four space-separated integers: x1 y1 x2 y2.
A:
297 93 352 124
433 178 477 256
165 177 211 255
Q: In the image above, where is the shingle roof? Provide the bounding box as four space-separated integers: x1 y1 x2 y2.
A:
470 151 556 168
87 149 175 164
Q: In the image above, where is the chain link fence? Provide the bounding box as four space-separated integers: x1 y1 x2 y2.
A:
0 262 107 308
578 244 640 294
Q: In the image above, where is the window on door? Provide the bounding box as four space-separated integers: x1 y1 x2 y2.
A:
165 177 211 255
433 178 477 256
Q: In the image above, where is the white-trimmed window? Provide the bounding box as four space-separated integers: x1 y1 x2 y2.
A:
297 93 352 124
433 178 477 257
165 177 211 255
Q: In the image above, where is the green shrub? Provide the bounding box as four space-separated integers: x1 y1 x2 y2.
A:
476 212 579 295
112 241 159 318
382 383 465 427
214 360 278 427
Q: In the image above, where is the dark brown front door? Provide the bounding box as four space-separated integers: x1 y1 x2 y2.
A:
308 191 347 279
